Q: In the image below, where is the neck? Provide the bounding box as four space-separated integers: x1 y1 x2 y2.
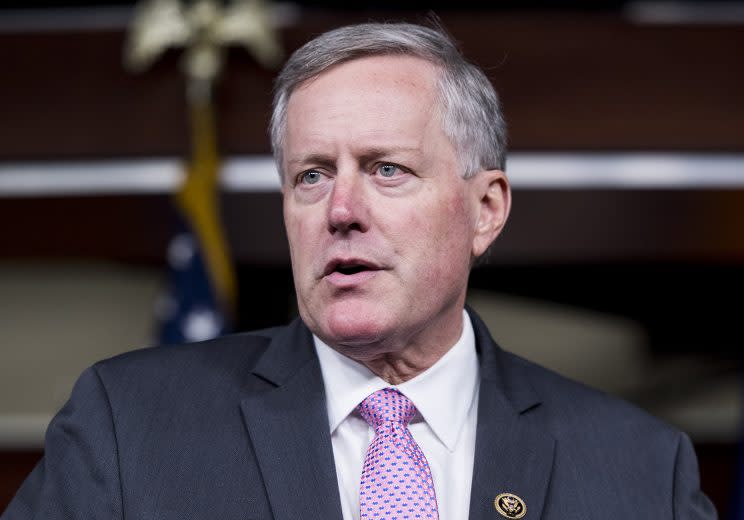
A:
341 311 465 384
362 351 446 385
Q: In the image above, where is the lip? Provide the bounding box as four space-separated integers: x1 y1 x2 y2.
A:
325 269 380 287
322 257 381 276
322 257 383 288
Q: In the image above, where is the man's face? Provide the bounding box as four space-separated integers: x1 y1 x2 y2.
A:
282 54 504 359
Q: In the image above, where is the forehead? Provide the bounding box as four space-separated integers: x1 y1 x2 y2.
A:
284 55 443 155
292 53 440 103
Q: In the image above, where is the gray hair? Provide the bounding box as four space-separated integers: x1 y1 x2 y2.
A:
270 22 507 181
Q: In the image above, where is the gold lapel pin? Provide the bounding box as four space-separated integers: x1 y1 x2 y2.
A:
494 492 526 519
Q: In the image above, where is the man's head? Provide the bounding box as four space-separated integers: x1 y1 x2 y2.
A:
274 23 511 377
271 22 507 181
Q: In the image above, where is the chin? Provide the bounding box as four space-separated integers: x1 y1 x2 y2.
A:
318 305 393 350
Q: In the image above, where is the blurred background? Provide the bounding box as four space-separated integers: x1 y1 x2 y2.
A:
0 0 742 515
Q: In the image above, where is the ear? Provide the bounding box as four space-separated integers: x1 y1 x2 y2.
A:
471 169 511 258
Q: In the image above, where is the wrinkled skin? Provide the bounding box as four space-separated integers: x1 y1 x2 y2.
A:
282 55 510 383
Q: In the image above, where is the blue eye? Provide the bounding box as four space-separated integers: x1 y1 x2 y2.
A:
378 164 398 177
300 170 321 184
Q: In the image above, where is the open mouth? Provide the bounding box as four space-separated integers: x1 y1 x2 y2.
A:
324 259 379 277
335 264 370 275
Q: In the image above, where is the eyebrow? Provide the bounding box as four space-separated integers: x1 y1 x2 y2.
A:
286 153 336 170
287 146 422 169
358 146 421 163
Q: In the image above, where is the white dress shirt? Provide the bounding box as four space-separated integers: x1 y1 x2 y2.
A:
314 310 480 520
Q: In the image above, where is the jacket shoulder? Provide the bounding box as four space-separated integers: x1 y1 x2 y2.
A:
98 325 281 365
502 348 681 441
90 325 287 397
498 350 717 518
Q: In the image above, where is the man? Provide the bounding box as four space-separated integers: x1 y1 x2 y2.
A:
2 22 717 520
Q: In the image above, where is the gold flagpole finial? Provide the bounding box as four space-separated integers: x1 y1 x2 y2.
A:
125 0 283 99
124 0 282 322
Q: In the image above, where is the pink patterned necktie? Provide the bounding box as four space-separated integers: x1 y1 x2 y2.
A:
357 387 439 520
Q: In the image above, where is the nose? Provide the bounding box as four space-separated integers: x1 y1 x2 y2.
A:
327 171 368 234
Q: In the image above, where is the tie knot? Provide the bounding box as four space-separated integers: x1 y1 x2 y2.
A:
357 387 416 428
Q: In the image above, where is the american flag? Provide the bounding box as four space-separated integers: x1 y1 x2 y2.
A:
155 100 236 345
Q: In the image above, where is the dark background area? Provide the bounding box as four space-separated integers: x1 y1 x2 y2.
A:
0 0 742 515
2 1 629 9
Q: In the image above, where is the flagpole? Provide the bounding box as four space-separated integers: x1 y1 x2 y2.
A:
124 0 283 342
176 79 237 318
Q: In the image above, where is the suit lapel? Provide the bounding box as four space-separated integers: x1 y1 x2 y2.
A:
240 320 343 520
239 312 555 520
468 310 556 520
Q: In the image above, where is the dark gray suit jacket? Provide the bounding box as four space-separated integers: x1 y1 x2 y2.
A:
2 312 717 519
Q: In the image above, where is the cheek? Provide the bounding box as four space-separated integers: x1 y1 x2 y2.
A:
285 207 330 283
286 216 304 247
399 192 473 275
431 191 474 249
285 202 313 245
284 206 313 268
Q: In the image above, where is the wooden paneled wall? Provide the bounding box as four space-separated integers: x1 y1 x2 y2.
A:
2 10 743 160
1 9 742 515
1 9 743 264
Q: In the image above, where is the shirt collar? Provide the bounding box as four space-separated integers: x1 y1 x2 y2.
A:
314 310 479 452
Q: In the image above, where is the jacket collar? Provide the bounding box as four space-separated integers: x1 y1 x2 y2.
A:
467 308 556 520
240 318 344 520
241 311 555 520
